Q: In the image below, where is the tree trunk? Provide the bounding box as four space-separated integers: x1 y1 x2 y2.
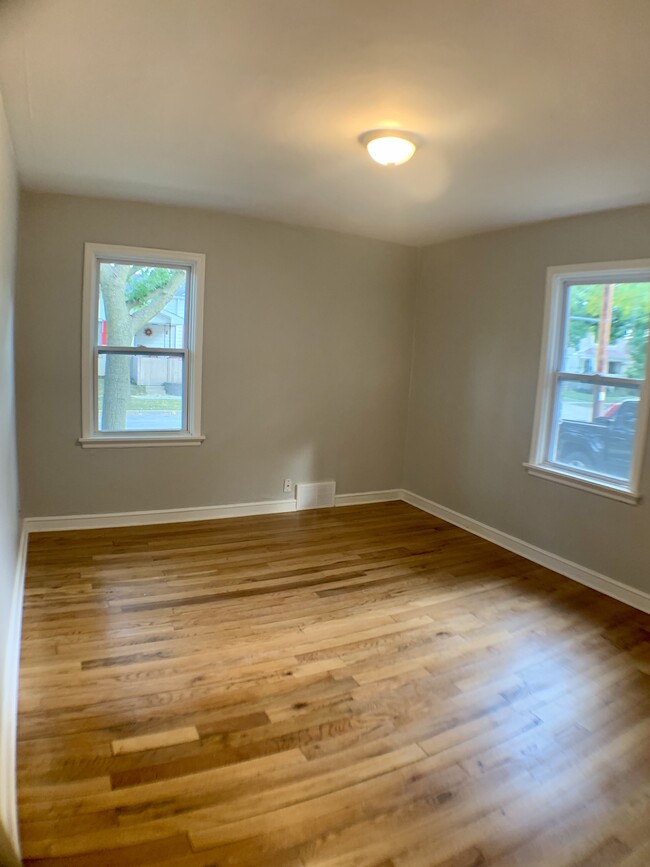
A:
100 265 133 431
101 354 132 430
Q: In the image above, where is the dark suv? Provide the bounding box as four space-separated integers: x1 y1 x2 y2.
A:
555 399 638 480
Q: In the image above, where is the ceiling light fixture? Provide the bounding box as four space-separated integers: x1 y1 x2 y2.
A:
358 129 420 166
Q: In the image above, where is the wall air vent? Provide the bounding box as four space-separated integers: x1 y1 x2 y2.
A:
295 481 336 511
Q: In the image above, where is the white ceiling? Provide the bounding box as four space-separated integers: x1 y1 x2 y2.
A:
1 0 650 245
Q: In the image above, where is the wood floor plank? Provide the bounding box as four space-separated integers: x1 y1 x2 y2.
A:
111 726 200 756
17 501 650 866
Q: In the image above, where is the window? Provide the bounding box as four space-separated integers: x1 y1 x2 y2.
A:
527 260 650 504
81 243 205 447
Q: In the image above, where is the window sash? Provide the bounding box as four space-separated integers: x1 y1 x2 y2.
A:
545 374 641 478
549 371 643 389
96 259 191 350
94 348 189 435
97 346 187 356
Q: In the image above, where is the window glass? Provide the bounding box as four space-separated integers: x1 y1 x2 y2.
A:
561 282 649 379
97 353 185 432
98 262 188 349
551 380 640 482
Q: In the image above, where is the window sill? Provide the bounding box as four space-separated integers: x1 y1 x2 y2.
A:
523 462 640 505
79 435 205 449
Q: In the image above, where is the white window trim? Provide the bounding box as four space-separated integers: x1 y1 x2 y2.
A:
80 242 206 448
526 259 650 504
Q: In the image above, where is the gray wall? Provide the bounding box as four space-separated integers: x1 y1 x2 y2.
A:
16 192 416 517
0 91 20 863
14 191 650 594
404 205 650 594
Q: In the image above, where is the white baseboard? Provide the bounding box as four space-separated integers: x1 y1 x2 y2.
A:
402 490 650 615
23 497 298 533
23 490 406 533
0 523 27 865
335 489 402 507
19 490 650 612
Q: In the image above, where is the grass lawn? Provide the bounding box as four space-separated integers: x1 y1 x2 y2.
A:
98 377 182 413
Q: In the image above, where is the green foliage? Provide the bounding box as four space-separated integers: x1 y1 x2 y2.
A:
124 266 182 311
567 282 650 378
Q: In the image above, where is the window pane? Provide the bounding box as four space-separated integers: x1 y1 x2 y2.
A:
98 262 187 349
550 379 641 482
97 353 184 432
562 281 650 379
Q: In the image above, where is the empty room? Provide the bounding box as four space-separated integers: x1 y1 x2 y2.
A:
1 1 650 865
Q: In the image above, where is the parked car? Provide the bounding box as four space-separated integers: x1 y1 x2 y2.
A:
555 399 639 479
602 401 622 419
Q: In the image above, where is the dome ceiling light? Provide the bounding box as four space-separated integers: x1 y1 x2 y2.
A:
358 129 420 166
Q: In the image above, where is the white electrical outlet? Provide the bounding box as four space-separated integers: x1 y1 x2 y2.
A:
283 478 293 494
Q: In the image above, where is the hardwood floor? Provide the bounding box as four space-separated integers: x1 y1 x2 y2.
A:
17 501 650 866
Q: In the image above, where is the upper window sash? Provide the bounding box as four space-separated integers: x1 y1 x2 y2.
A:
95 259 192 349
